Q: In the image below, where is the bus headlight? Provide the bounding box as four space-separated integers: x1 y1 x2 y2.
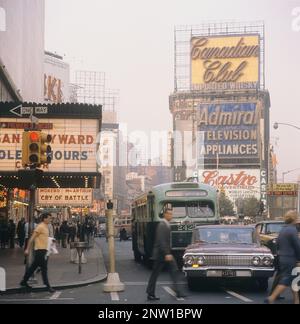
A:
252 256 261 266
184 255 194 267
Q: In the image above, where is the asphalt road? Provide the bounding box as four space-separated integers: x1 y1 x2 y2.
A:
0 238 296 304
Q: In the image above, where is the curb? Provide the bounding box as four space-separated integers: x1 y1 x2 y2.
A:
1 273 107 295
0 239 108 295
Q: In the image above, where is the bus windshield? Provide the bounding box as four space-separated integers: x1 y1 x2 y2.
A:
163 201 214 218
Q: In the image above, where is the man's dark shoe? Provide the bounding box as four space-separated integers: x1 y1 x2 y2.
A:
47 287 56 293
19 281 32 289
176 293 186 298
147 295 160 301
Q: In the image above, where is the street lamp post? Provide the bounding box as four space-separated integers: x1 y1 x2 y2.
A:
273 122 300 213
273 122 300 183
282 168 300 183
273 122 300 131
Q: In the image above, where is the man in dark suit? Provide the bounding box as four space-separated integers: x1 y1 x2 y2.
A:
146 208 185 301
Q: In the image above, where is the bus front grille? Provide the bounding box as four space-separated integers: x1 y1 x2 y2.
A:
171 231 193 249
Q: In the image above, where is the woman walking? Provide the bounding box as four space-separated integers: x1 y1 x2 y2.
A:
265 210 300 304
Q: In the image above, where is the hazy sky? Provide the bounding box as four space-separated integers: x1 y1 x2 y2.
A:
45 0 300 182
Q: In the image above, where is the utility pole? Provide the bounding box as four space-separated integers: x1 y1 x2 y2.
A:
103 200 125 293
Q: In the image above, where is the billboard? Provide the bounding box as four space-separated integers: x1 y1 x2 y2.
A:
197 102 259 164
37 188 93 207
199 169 261 202
191 35 260 91
268 183 298 196
0 118 99 172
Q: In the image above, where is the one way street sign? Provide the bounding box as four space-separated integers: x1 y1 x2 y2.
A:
10 105 48 117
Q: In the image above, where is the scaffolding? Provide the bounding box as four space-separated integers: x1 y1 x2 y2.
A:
103 89 119 112
75 70 105 105
174 21 265 92
74 71 119 112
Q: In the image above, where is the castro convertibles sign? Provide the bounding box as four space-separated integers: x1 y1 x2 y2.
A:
197 102 259 164
191 35 260 90
200 169 260 203
37 188 93 206
0 118 98 172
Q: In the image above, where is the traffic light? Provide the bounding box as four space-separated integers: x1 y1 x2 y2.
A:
22 130 52 168
22 131 39 167
28 131 40 165
40 132 52 165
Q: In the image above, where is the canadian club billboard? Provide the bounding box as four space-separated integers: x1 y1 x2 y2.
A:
191 34 260 91
199 169 261 203
197 102 260 166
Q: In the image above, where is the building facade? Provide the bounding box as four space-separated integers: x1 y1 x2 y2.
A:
0 0 45 102
170 22 270 212
44 51 70 103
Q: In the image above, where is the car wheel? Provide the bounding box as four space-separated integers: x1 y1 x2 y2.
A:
257 278 269 292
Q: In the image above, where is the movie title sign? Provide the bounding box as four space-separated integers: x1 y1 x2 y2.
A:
37 188 93 207
0 118 99 172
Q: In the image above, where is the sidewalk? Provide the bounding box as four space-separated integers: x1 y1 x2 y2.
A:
0 238 107 293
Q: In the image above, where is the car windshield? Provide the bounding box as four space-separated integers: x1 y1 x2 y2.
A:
266 223 284 234
197 228 254 244
163 201 214 218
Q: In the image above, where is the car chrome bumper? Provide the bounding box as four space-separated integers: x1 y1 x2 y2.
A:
183 266 274 278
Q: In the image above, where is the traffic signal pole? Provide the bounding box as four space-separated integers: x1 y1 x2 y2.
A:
21 122 52 269
103 200 125 293
26 176 36 270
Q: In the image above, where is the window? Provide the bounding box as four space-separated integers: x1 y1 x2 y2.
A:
266 223 284 234
162 201 214 218
198 228 254 244
261 223 267 234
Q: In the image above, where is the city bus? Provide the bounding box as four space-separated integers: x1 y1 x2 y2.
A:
131 182 220 264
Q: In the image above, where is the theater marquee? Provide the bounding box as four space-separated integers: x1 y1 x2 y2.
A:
37 188 93 206
0 118 99 172
191 35 260 90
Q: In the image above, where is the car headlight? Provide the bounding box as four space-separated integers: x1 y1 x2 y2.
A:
197 256 206 266
271 239 277 244
184 255 194 267
262 256 273 266
252 256 261 266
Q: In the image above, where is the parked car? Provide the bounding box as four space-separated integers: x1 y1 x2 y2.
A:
255 219 300 255
182 225 275 291
255 220 285 255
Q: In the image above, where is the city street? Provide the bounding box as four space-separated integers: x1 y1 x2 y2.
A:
0 239 295 304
